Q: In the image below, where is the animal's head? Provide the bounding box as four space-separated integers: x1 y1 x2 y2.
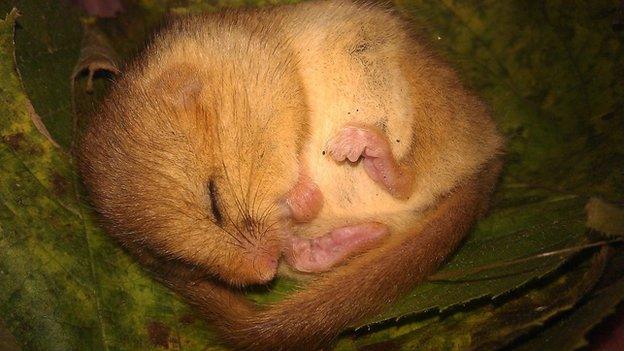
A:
78 39 308 286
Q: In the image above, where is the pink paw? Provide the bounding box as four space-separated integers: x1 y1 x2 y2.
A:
284 223 388 273
326 125 388 163
326 124 413 199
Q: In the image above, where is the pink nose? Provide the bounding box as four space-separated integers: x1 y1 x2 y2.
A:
251 254 279 283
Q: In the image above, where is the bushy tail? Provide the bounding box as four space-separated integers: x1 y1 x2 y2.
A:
168 157 502 350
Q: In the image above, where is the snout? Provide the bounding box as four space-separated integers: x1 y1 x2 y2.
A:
232 242 282 286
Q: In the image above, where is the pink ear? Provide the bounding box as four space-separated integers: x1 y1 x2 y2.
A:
152 68 204 113
69 0 124 18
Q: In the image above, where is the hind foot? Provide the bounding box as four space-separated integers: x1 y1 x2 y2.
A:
284 222 388 273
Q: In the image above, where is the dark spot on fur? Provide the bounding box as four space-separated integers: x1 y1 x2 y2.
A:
351 42 369 54
322 150 326 155
2 133 24 150
375 119 388 133
147 321 170 349
396 139 400 143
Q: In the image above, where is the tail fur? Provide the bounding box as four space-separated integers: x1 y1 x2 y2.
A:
164 157 502 350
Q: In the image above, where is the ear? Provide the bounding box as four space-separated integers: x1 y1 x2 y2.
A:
172 79 203 113
150 64 204 113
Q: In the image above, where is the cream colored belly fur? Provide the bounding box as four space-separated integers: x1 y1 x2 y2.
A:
283 4 428 236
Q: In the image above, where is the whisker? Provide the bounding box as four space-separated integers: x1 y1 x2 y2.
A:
258 201 279 225
262 219 281 233
222 205 254 246
250 156 272 220
222 159 250 224
210 85 249 229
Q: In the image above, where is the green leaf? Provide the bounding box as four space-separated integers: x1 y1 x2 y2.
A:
0 318 20 351
10 0 83 149
395 0 624 201
510 248 624 351
346 248 608 351
362 189 587 326
0 9 101 350
0 6 221 351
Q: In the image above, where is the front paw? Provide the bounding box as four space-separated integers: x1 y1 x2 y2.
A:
326 124 388 163
325 124 414 199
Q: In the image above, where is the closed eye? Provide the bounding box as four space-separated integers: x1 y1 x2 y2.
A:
208 179 224 226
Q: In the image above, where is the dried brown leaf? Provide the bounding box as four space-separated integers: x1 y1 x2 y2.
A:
71 23 119 93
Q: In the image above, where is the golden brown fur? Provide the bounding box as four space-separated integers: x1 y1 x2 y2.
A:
165 157 502 351
78 0 504 349
79 10 310 286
